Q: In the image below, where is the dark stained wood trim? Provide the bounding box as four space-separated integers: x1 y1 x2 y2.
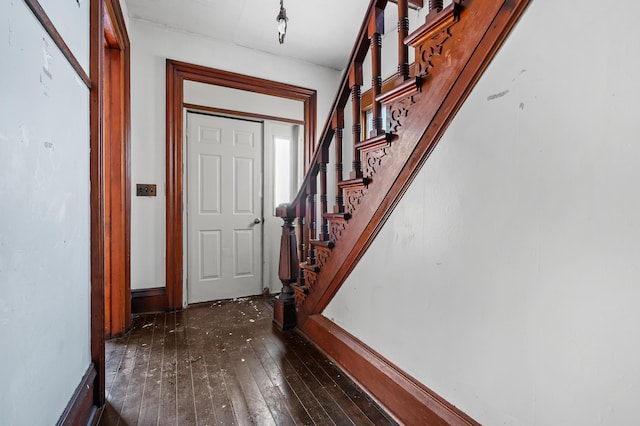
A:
183 103 305 125
131 287 169 313
22 0 91 88
103 0 132 338
56 365 97 426
166 60 184 311
300 315 479 426
90 0 106 407
166 60 317 310
116 0 132 332
296 0 532 322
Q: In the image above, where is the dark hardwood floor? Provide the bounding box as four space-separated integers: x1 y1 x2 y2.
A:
97 297 397 426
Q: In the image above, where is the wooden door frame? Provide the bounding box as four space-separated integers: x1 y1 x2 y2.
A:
103 0 131 338
89 0 130 407
89 0 105 408
162 60 317 310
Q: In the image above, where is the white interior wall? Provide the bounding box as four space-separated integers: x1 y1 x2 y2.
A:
325 1 640 424
38 0 89 71
129 19 342 291
184 81 303 121
0 2 91 424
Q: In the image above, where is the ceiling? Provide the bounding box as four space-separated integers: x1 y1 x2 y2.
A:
124 0 373 70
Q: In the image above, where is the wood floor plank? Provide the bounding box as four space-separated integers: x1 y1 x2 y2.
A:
260 330 335 426
272 329 355 425
249 334 316 425
104 324 131 396
199 339 238 425
174 312 198 425
233 333 297 426
210 309 252 425
99 315 146 425
294 332 398 425
183 309 217 425
285 333 375 426
223 324 278 426
101 298 395 426
119 314 155 425
158 312 178 426
137 313 165 425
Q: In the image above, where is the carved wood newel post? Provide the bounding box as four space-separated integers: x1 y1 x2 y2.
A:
273 204 298 331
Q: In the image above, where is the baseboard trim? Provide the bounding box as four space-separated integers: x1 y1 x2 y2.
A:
300 315 479 426
56 364 97 426
131 287 168 313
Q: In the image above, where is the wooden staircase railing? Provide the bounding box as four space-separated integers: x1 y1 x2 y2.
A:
273 0 531 333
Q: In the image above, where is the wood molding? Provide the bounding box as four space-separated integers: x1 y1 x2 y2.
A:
56 365 97 426
103 0 132 338
22 0 91 87
89 0 106 408
300 315 479 426
165 60 317 310
183 103 305 125
131 287 168 313
295 0 532 324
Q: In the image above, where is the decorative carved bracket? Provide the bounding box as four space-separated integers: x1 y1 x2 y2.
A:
315 246 332 268
405 2 461 78
387 95 416 133
293 285 308 311
345 187 367 215
364 147 389 178
330 221 347 244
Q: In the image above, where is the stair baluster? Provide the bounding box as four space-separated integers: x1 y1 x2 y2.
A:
349 64 364 180
306 179 317 266
333 111 345 214
369 6 384 137
319 147 329 241
397 0 410 81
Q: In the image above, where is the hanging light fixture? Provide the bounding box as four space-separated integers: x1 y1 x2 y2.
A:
276 0 288 44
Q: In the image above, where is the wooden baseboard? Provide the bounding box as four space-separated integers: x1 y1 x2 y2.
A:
300 315 479 426
57 364 97 426
131 287 168 313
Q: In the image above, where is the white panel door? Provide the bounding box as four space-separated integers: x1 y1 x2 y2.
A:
187 112 263 303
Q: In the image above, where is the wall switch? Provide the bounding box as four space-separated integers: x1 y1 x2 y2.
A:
136 184 156 196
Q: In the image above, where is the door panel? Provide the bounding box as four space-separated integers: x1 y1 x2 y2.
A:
187 112 263 303
199 154 221 213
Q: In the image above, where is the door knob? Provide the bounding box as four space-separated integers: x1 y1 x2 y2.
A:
254 218 262 224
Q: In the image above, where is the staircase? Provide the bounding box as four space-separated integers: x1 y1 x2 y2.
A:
272 0 530 422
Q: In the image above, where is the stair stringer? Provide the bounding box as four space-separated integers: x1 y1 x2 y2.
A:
296 0 531 327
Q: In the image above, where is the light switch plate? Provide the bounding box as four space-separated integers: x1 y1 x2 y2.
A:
136 184 156 196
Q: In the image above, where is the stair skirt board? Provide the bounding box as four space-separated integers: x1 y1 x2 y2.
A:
300 315 479 426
